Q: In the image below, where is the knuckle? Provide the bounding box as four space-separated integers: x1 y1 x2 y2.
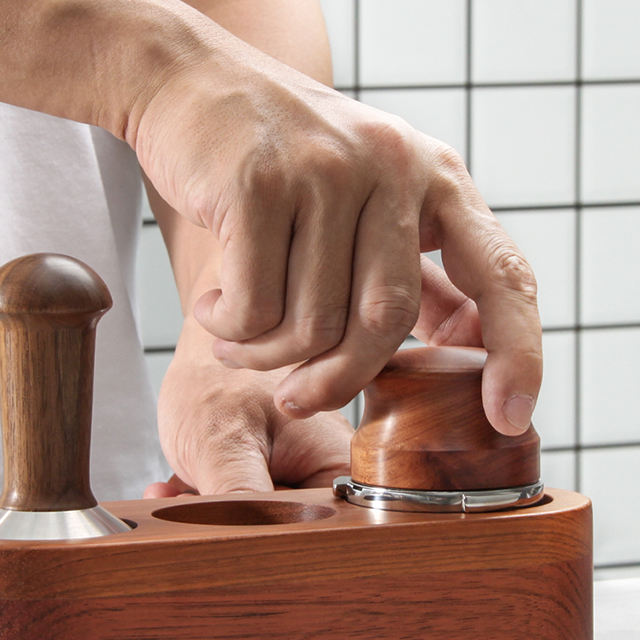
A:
359 117 415 168
433 144 467 175
238 138 289 199
488 245 538 302
428 144 471 198
294 307 348 354
360 285 419 339
231 299 283 339
307 146 352 187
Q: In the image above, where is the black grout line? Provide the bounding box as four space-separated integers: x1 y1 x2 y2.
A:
594 561 640 571
543 322 640 333
578 200 640 209
464 0 472 169
143 346 176 354
492 200 640 212
339 77 640 92
542 442 640 453
574 0 584 494
353 0 360 101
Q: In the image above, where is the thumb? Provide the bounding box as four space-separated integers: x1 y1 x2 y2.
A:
143 474 198 498
187 427 275 495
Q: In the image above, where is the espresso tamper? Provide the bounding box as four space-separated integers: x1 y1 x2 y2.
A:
0 253 131 539
334 345 544 512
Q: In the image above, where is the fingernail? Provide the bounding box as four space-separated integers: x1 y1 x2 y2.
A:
279 397 315 419
215 355 242 369
502 394 534 434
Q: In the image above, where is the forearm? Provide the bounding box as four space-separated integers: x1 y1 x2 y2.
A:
0 0 231 141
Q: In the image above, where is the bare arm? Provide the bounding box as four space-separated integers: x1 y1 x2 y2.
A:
3 0 543 439
2 0 205 138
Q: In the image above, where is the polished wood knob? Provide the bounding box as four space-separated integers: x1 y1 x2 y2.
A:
0 254 112 511
351 346 540 491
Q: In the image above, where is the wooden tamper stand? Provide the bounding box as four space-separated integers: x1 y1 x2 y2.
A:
0 254 592 640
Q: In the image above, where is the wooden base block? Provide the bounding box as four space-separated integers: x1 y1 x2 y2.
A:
0 487 592 639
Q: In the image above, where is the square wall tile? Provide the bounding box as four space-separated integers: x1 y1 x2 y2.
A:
422 249 443 271
580 327 640 445
581 446 640 565
320 0 355 87
339 397 359 428
582 0 640 79
581 85 640 203
144 351 174 399
136 225 183 349
359 0 466 86
594 565 640 580
496 209 576 328
141 189 154 223
359 88 466 158
339 90 357 100
581 207 640 324
540 450 576 491
472 87 575 207
472 0 576 82
534 331 576 448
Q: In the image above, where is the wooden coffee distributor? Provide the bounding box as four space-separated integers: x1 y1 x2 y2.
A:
0 254 592 640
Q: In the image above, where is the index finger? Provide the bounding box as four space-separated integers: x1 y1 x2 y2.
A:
423 150 542 436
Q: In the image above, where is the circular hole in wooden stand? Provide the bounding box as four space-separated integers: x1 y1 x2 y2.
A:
152 500 336 526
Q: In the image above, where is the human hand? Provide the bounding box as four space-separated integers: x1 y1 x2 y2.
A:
131 16 541 438
143 318 352 498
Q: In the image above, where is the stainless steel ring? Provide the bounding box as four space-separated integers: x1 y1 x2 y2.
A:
0 505 132 540
333 476 545 513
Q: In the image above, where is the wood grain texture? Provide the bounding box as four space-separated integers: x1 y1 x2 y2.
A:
351 346 540 491
0 254 111 511
0 487 592 639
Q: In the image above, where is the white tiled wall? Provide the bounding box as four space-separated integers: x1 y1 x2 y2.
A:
137 1 640 576
581 85 640 203
358 0 466 86
136 223 182 348
472 0 576 83
472 87 576 207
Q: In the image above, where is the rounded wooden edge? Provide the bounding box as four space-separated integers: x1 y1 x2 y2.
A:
0 487 592 550
0 253 112 315
383 346 487 374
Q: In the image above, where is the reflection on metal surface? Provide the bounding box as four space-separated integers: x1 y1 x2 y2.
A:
0 505 132 540
333 476 545 513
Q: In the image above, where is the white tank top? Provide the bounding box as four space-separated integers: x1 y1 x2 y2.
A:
0 103 170 500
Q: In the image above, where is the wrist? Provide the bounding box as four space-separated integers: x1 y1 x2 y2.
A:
2 0 219 141
174 316 296 387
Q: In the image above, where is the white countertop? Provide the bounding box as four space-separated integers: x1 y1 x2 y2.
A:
595 578 640 638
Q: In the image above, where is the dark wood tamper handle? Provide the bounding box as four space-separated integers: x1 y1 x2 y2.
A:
351 346 540 491
0 254 112 512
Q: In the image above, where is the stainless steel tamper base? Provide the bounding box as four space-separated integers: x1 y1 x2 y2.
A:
0 505 132 540
333 476 545 513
